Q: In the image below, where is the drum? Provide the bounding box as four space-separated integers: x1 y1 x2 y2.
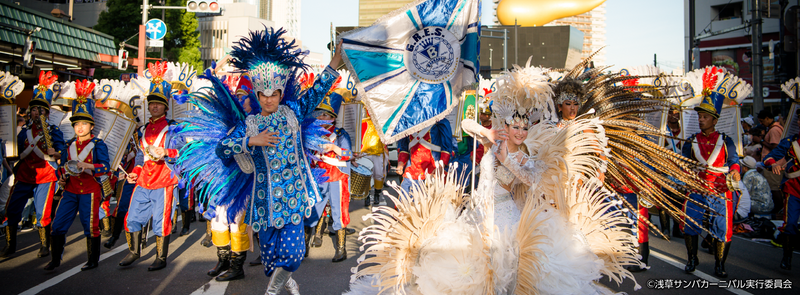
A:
350 165 373 200
65 160 82 176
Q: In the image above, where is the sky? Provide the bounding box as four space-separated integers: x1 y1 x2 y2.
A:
300 0 685 73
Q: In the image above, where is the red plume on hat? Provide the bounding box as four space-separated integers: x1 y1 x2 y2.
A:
148 61 169 84
38 71 58 89
701 66 722 96
75 79 96 103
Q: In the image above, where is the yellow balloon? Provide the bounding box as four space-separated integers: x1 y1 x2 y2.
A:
496 0 606 27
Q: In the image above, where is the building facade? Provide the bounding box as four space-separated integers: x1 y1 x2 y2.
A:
543 2 607 65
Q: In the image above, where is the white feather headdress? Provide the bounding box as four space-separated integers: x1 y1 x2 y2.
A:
487 57 555 125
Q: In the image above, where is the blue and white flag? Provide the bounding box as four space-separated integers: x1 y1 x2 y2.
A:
339 0 480 144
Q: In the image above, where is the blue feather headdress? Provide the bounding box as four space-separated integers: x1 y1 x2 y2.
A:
230 27 309 98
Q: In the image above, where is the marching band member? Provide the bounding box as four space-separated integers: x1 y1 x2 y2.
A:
359 110 388 207
2 72 64 259
119 62 181 271
681 67 740 278
761 108 800 271
47 80 111 271
395 119 455 194
103 139 137 248
307 91 352 262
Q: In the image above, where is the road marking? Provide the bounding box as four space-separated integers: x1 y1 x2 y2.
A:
19 230 155 295
190 279 229 295
650 250 753 295
732 235 800 254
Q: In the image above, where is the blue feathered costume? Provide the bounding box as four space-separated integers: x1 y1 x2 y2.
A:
171 28 338 288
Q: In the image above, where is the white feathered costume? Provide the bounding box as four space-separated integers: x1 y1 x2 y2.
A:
343 59 644 295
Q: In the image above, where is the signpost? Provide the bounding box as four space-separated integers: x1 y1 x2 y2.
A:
145 19 166 48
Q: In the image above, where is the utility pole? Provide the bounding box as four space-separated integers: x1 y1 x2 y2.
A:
688 0 696 71
514 18 518 66
161 0 165 60
753 0 764 114
779 0 789 117
654 53 657 67
139 0 149 76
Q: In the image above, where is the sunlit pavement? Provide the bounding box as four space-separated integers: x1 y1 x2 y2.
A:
1 175 798 295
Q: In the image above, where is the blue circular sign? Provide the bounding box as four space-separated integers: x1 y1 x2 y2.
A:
145 19 167 40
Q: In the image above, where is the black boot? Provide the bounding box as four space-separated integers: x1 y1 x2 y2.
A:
37 225 51 257
627 242 649 272
104 215 126 249
250 232 262 266
171 210 178 234
781 234 795 270
148 235 169 271
714 240 730 278
180 211 191 236
373 188 382 206
304 226 314 257
207 246 231 276
658 210 670 239
82 236 101 271
119 231 142 266
312 217 326 248
364 194 371 207
684 235 699 273
331 227 357 236
332 229 347 262
101 217 113 238
1 224 17 257
200 221 213 247
216 251 246 281
702 234 715 255
672 220 684 238
44 234 65 271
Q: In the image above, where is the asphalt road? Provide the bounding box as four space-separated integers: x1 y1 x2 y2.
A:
1 176 798 295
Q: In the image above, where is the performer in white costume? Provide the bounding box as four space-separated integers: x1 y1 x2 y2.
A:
344 55 719 295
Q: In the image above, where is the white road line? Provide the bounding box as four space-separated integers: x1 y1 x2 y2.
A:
650 250 753 295
732 235 800 255
19 230 156 295
190 279 230 295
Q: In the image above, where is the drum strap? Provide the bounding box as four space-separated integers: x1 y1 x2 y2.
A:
70 140 95 162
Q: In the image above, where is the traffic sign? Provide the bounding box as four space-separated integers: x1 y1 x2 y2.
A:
147 39 164 47
145 19 167 40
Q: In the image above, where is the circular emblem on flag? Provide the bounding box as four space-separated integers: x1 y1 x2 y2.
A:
404 26 461 84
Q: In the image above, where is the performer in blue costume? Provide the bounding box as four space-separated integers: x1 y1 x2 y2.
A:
172 27 342 295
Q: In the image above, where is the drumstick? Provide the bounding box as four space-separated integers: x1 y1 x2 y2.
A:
116 164 129 178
